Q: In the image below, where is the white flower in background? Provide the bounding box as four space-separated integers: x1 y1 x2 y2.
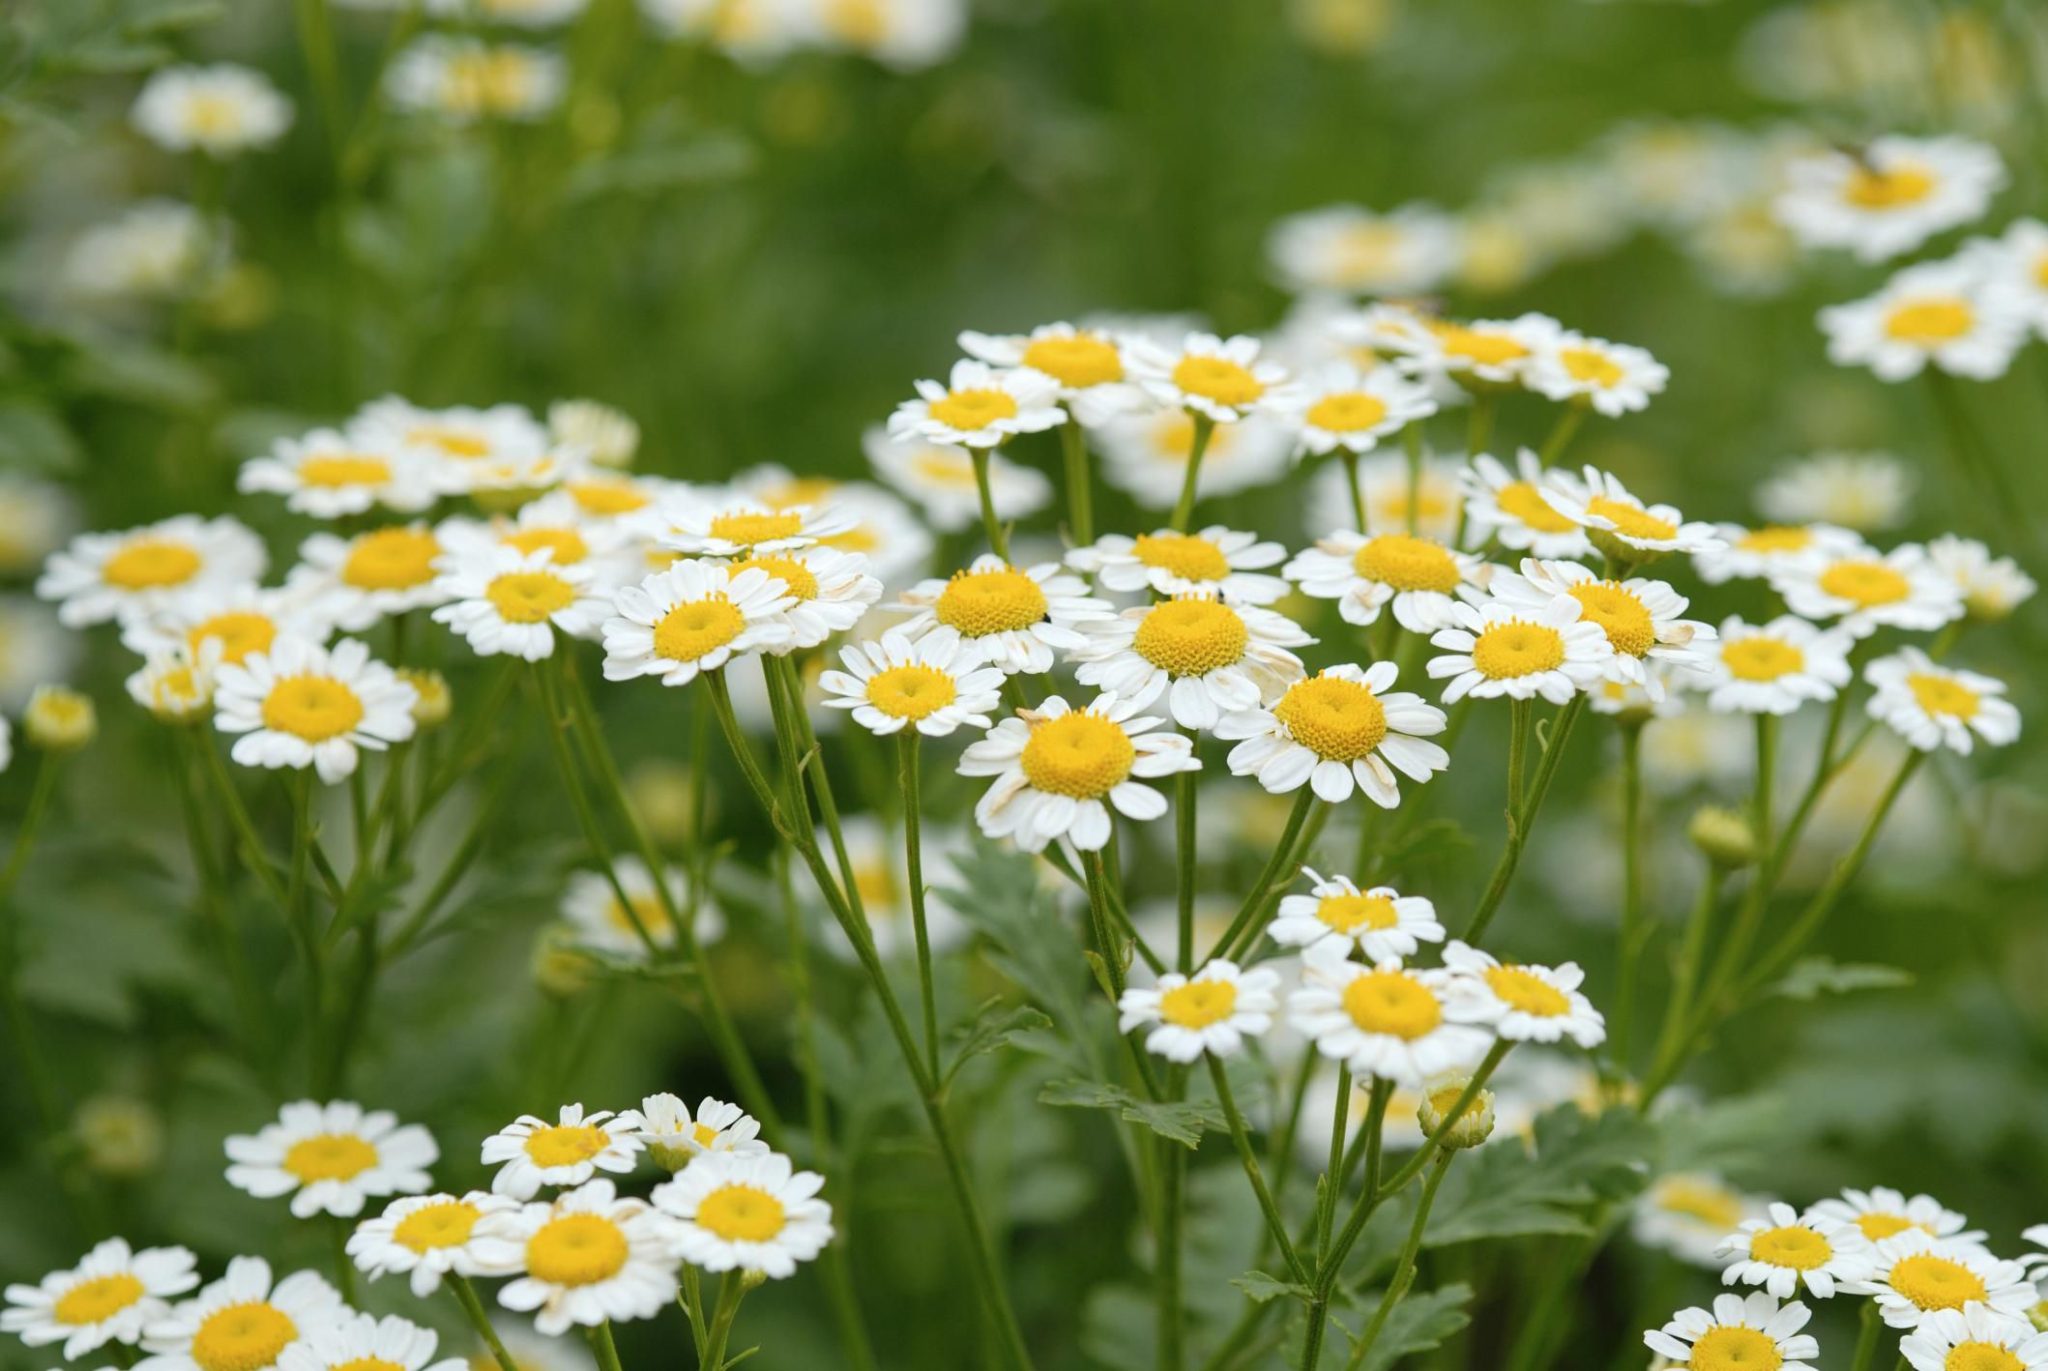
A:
1068 527 1289 605
654 498 852 559
1634 1173 1773 1268
817 813 971 963
1975 217 2048 338
1486 560 1714 696
1071 594 1311 732
387 38 567 122
37 516 266 629
213 638 417 784
136 1259 344 1371
1810 1188 1975 1246
1428 596 1615 704
1755 452 1913 533
1270 869 1444 961
1927 534 2036 620
1865 649 2019 754
1277 363 1437 455
1586 670 1684 721
432 546 610 660
710 546 879 650
601 562 795 688
425 0 590 26
1217 663 1449 806
1770 543 1963 639
1305 450 1466 543
1117 960 1282 1062
240 430 446 518
481 1106 644 1201
1696 616 1853 716
132 65 293 155
1717 1202 1875 1299
559 855 722 959
889 555 1111 675
958 323 1145 426
1398 314 1562 387
1901 1306 2048 1371
441 492 643 591
1285 529 1485 633
862 429 1052 534
1774 135 2006 262
958 692 1197 852
1441 941 1606 1047
1693 522 1864 584
806 0 967 70
1127 332 1296 424
63 201 214 300
1640 703 1756 795
652 1151 834 1279
888 359 1064 449
1642 1291 1818 1371
1 596 80 712
0 475 76 577
288 525 453 633
347 1192 522 1297
1265 203 1462 297
1819 259 2027 382
1849 1233 2036 1330
1461 451 1595 560
546 400 639 467
1325 300 1442 370
126 645 221 724
121 584 334 669
1524 332 1668 415
1095 410 1294 510
2 1239 198 1361
1288 942 1492 1087
224 1101 438 1220
278 1313 465 1371
632 1095 770 1171
730 468 932 585
1540 466 1724 559
818 627 1003 737
635 0 803 61
496 1180 682 1333
349 398 553 479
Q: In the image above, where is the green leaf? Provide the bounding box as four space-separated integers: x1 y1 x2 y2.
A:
1655 1093 1790 1175
1424 1106 1654 1246
942 998 1053 1087
1769 958 1913 1001
1231 1270 1313 1304
941 842 1101 1076
1038 1079 1221 1149
1350 1283 1473 1371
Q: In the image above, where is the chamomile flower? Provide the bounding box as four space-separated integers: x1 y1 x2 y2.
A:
1717 1202 1874 1299
347 1193 522 1297
137 1259 344 1371
1810 1189 1975 1245
709 546 879 650
1756 453 1913 533
38 516 266 629
3 1239 198 1361
1697 617 1853 716
288 525 454 632
889 555 1111 675
1116 960 1282 1062
1441 941 1605 1047
1693 522 1865 585
631 1096 769 1172
0 474 75 576
121 584 334 668
1770 544 1963 638
1927 535 2037 621
1127 332 1295 424
547 400 638 466
1850 1234 2037 1330
1095 410 1294 509
481 1106 645 1201
1642 1292 1819 1371
62 201 214 301
386 37 566 122
958 692 1197 852
1635 1174 1774 1268
1399 314 1561 388
349 398 556 484
1288 941 1492 1087
888 359 1064 449
1865 649 2019 755
440 492 641 589
1524 333 1668 415
1775 136 2006 262
1819 260 2028 382
730 467 932 583
958 323 1145 426
224 1101 438 1220
1461 451 1595 560
1486 560 1714 695
131 65 293 156
1283 530 1484 633
651 1151 834 1279
1277 363 1437 456
213 638 417 784
278 1314 464 1371
1428 596 1615 704
1071 594 1311 731
560 855 722 960
655 498 853 559
239 431 445 517
432 546 609 660
1269 869 1444 960
1975 218 2048 339
126 645 220 724
1265 203 1462 297
862 429 1052 535
1217 663 1449 806
1066 527 1289 605
1540 466 1725 561
1901 1306 2048 1371
818 627 1003 737
496 1180 682 1334
601 562 795 688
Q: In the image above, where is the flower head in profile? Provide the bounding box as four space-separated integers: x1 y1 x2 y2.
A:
888 359 1064 449
213 638 418 784
132 64 293 155
1811 1188 1976 1246
1127 332 1295 423
289 525 453 633
1486 559 1714 696
1865 649 2019 755
1399 314 1561 388
1634 1173 1772 1268
1693 522 1864 585
818 628 1003 737
239 430 446 518
135 1257 344 1371
655 498 853 559
1774 135 2006 262
1927 534 2037 621
958 323 1145 426
225 1101 439 1220
480 1105 644 1200
126 645 221 725
1525 332 1668 415
889 555 1112 675
1427 596 1614 705
121 584 334 669
37 516 266 629
1462 451 1594 561
1848 1233 2036 1329
347 1192 521 1298
631 1095 770 1172
651 1151 834 1280
1270 869 1444 961
1218 663 1449 806
1642 1291 1818 1371
495 1179 682 1334
601 562 795 688
1716 1201 1874 1299
1067 527 1290 605
1441 941 1605 1048
1288 942 1492 1087
277 1313 465 1371
1 1239 198 1361
1117 960 1282 1062
958 692 1197 852
1071 593 1311 732
559 856 722 962
1819 258 2027 382
708 546 880 651
1769 543 1963 639
1696 616 1852 717
1284 529 1485 633
1277 363 1437 455
1539 466 1724 561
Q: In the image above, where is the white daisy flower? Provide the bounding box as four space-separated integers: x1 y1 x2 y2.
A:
958 692 1197 853
1770 543 1963 639
601 562 795 688
1716 1202 1875 1299
37 516 266 629
1524 333 1668 415
1819 259 2028 382
958 323 1146 426
818 813 971 963
651 1150 834 1280
439 493 642 590
1071 594 1311 732
1217 663 1449 807
1975 218 2048 339
1927 535 2037 621
1693 522 1865 585
224 1100 438 1220
480 1105 644 1201
2 1239 198 1361
1461 451 1595 560
496 1179 681 1334
653 497 853 559
887 359 1064 449
546 399 638 466
1697 616 1853 716
1865 649 2019 755
1095 410 1294 510
278 1313 465 1371
1775 135 2006 263
1902 1306 2048 1371
121 583 334 669
1755 452 1913 533
1127 332 1296 424
1398 314 1562 388
288 525 454 633
1810 1188 1976 1246
131 64 293 155
386 37 566 123
706 546 879 651
347 1192 522 1298
1486 559 1714 695
631 1095 770 1172
1066 527 1289 605
1540 465 1725 560
1635 1174 1774 1268
1265 203 1462 297
1849 1234 2037 1330
431 546 609 661
559 855 723 960
889 555 1111 676
1288 941 1493 1087
1586 668 1685 721
730 466 934 585
137 1258 345 1371
817 627 1002 737
239 431 446 518
862 429 1052 535
1642 1291 1819 1371
1427 596 1615 705
1269 868 1443 961
349 398 554 479
1276 363 1437 456
214 638 417 784
61 201 214 301
1116 960 1282 1062
1283 530 1485 633
1440 940 1605 1048
126 645 221 724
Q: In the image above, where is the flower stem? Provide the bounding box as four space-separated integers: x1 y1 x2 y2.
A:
972 446 1012 561
1345 1147 1454 1371
1611 724 1646 1072
1343 451 1369 533
1169 414 1216 533
1463 697 1585 944
587 1319 625 1371
1176 733 1198 972
1210 789 1317 963
1207 1057 1310 1284
700 1273 747 1370
1534 404 1585 469
1158 1118 1185 1371
1061 419 1094 546
448 1275 517 1371
1848 1299 1883 1371
899 731 941 1082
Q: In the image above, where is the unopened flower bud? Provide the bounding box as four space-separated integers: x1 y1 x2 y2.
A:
399 668 452 728
1688 805 1757 870
25 684 96 751
1418 1079 1495 1149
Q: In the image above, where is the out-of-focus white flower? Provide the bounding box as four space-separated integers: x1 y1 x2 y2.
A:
1265 203 1462 297
1774 135 2005 262
132 65 293 155
387 37 566 122
63 202 216 300
1755 453 1913 533
1819 258 2027 382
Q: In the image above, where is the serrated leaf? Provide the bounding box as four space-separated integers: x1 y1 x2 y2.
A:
1231 1269 1312 1304
942 998 1052 1087
1770 958 1912 1001
1038 1079 1221 1149
1351 1283 1473 1371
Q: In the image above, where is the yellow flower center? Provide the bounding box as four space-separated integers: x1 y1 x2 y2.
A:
1133 596 1250 677
1019 712 1136 799
1569 582 1656 657
1434 324 1529 368
282 1132 378 1182
933 567 1048 637
190 611 277 665
1484 965 1570 1017
1818 559 1910 607
1585 495 1679 542
1858 1213 1917 1241
653 596 745 663
190 1303 298 1371
1132 533 1231 583
708 511 805 548
927 388 1021 430
523 1123 612 1168
1171 354 1265 407
1749 1224 1832 1270
1688 1325 1782 1371
606 893 674 940
1737 526 1813 554
342 528 441 591
865 664 959 721
392 1199 483 1252
524 1214 629 1287
567 479 652 516
485 571 577 624
1656 1179 1744 1228
1722 637 1805 682
852 858 896 913
1316 893 1397 933
1341 969 1442 1040
910 451 981 488
103 539 203 591
502 527 590 566
1273 675 1388 762
1946 1343 2025 1371
1022 334 1123 387
695 1184 789 1243
1306 391 1390 433
1496 481 1578 533
53 1274 146 1326
728 555 819 601
819 0 886 43
1559 346 1625 387
1158 980 1240 1029
262 677 366 743
1907 672 1980 719
1843 162 1936 209
690 1122 721 1147
1352 533 1461 593
1888 1254 1988 1312
1371 484 1454 530
182 94 242 137
1334 223 1401 280
407 425 492 459
333 1358 407 1371
1885 297 1975 344
1471 620 1566 679
298 454 392 487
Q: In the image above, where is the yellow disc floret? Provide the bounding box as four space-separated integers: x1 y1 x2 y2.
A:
728 555 819 601
933 567 1048 637
1687 1326 1782 1371
1584 496 1678 542
392 1199 483 1253
523 1123 612 1168
1843 163 1935 209
865 665 959 721
1559 347 1624 388
1818 560 1910 607
695 1184 789 1243
1907 672 1980 719
1305 392 1389 433
53 1274 146 1326
1020 713 1136 799
1569 582 1656 657
486 571 577 624
1945 1343 2025 1371
282 1132 378 1183
1887 1253 1988 1312
1316 893 1397 933
502 528 590 565
653 596 745 663
1133 597 1249 677
1496 482 1579 533
1273 675 1388 762
190 1303 298 1371
1885 297 1974 344
707 511 804 548
263 678 366 743
190 611 278 665
1749 1225 1832 1271
297 455 392 488
1484 965 1570 1017
1470 621 1566 680
1022 334 1123 388
1353 534 1462 593
1723 638 1805 682
524 1214 629 1287
1171 355 1264 408
1341 970 1442 1040
342 528 440 591
103 539 203 591
1131 533 1231 583
1158 980 1240 1029
927 388 1020 430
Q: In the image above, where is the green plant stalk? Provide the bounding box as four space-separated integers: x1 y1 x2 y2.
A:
1169 413 1217 532
1462 696 1585 944
1465 392 1497 464
448 1275 518 1371
1082 847 1129 999
1684 713 1779 1035
899 731 941 1082
0 754 69 1139
1611 724 1646 1072
285 771 331 1089
1158 1118 1185 1371
1207 1056 1311 1284
1209 789 1318 963
587 1319 625 1371
1534 403 1585 468
972 446 1013 560
1374 1041 1510 1198
196 737 294 906
1177 735 1198 972
1343 451 1370 533
1646 868 1725 1088
1345 1147 1455 1371
1848 1300 1883 1371
1061 418 1095 545
169 730 268 1062
1315 1066 1353 1266
701 1273 747 1370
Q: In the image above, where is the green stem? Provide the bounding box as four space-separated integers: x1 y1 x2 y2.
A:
1158 1122 1185 1371
1611 725 1646 1072
1207 1057 1310 1284
1464 393 1496 462
1209 789 1317 964
1176 734 1198 973
195 737 293 906
900 732 941 1083
1343 451 1369 533
972 446 1013 561
1169 414 1217 532
1061 419 1094 546
0 755 68 1140
700 1274 746 1370
1316 1067 1353 1265
1372 1040 1510 1198
1646 869 1724 1089
1848 1300 1882 1371
1462 697 1584 944
1345 1148 1455 1371
449 1275 518 1371
587 1320 625 1371
1534 404 1585 468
